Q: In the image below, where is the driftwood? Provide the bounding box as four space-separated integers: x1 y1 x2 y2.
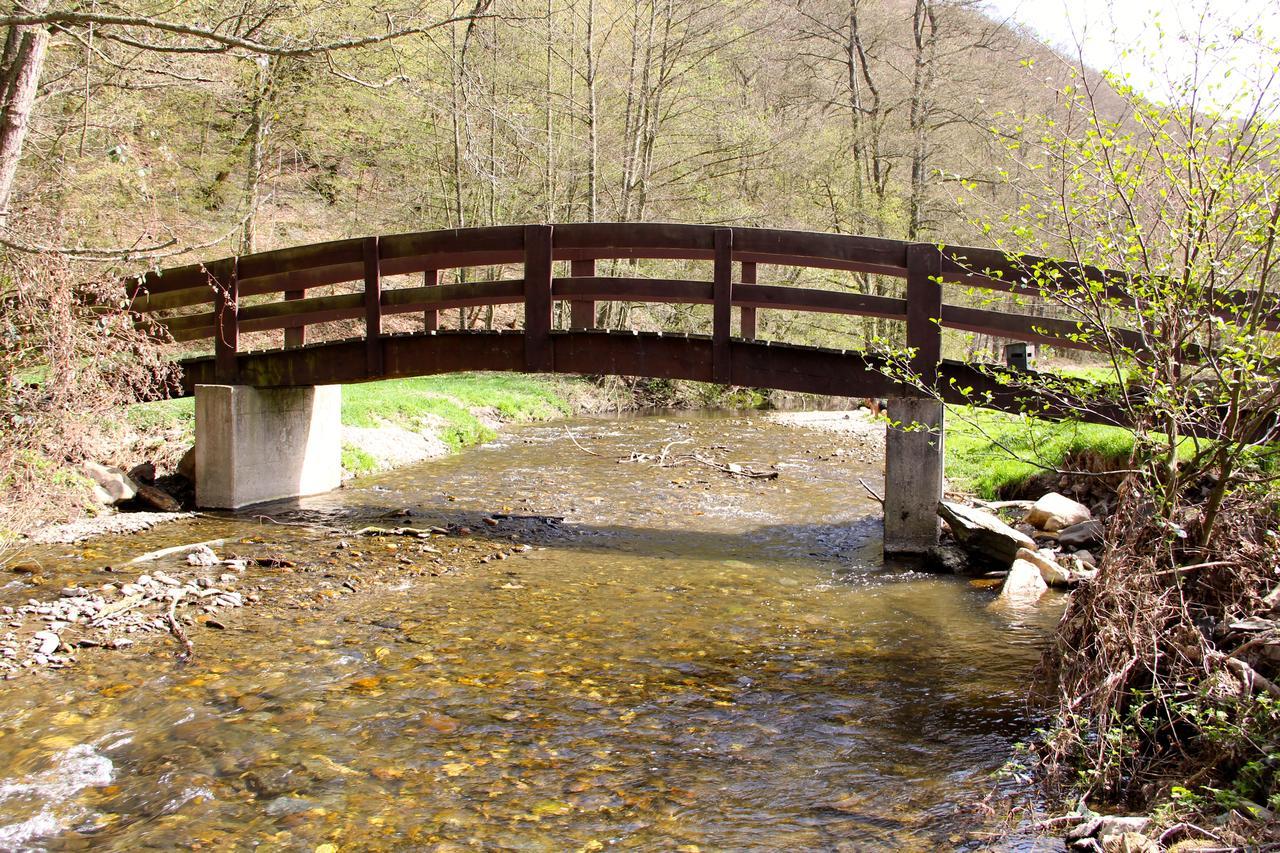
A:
164 589 194 660
127 538 225 565
354 525 434 538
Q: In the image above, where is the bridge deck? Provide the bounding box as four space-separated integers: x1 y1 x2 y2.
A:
178 329 1119 424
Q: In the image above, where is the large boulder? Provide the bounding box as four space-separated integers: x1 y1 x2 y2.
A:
938 501 1035 567
1025 492 1092 532
135 484 182 512
1058 519 1105 550
993 558 1048 606
83 461 137 504
177 446 196 482
1015 546 1096 587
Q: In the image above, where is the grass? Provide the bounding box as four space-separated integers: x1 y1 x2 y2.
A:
340 373 575 451
945 407 1138 499
125 372 583 457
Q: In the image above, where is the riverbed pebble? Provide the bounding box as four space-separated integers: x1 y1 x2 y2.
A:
0 563 247 678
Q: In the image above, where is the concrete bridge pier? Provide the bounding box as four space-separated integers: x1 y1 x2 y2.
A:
883 397 945 556
194 384 342 509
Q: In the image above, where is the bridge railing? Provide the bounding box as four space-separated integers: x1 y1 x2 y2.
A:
124 222 1263 385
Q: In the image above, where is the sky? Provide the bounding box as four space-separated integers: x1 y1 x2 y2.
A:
982 0 1280 111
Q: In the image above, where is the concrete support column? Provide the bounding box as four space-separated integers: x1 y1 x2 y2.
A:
883 397 944 555
195 384 342 509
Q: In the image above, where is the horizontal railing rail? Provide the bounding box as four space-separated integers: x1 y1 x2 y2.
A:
124 223 1274 387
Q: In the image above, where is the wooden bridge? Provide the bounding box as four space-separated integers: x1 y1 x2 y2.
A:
127 222 1141 554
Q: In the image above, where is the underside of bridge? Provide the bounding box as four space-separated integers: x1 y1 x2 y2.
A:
182 331 1047 556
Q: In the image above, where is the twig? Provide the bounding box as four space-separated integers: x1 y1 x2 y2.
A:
164 590 194 661
858 478 885 505
564 427 601 456
673 454 778 480
1158 822 1223 845
658 438 692 465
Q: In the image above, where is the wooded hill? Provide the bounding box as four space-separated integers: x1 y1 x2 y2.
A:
2 0 1113 355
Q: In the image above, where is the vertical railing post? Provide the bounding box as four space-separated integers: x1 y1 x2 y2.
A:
712 228 733 384
524 225 554 372
569 258 596 329
213 257 239 384
364 236 383 378
884 242 945 556
905 242 943 388
739 260 757 340
423 269 439 332
284 288 306 348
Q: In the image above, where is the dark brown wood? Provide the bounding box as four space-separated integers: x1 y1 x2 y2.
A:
423 269 439 331
524 225 554 372
213 257 239 383
569 259 596 329
364 236 382 378
178 330 1125 428
733 284 906 318
739 261 757 340
713 228 733 384
554 277 714 304
284 289 306 347
906 243 943 388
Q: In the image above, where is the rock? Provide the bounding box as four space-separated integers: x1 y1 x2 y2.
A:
177 446 196 482
187 546 219 567
83 462 137 504
1093 817 1151 838
1026 492 1092 532
1101 833 1157 853
1017 547 1074 587
1058 519 1105 549
994 558 1048 606
939 501 1036 567
33 631 61 656
91 485 115 506
1074 550 1097 567
135 484 181 512
127 462 156 485
923 543 969 575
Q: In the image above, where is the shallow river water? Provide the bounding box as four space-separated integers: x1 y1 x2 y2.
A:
1 412 1060 851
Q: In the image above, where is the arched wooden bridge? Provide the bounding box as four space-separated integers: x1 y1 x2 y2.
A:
128 223 1134 416
127 222 1181 548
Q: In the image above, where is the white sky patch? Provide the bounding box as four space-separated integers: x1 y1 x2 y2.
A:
983 0 1280 113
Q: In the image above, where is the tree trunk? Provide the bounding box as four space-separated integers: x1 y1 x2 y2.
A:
0 0 50 229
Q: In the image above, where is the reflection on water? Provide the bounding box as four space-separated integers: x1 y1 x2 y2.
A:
0 412 1060 850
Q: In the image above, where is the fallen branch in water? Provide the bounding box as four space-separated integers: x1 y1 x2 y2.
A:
675 454 778 480
564 427 602 456
353 525 435 538
127 538 225 565
858 478 885 505
164 589 194 661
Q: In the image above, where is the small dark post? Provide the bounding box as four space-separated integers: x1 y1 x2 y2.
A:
213 257 239 384
364 236 383 378
884 242 946 556
524 225 554 372
423 269 440 332
569 258 596 329
284 288 306 348
740 261 757 340
1003 342 1035 371
712 228 733 384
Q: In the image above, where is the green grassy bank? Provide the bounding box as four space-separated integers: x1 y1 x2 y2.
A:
126 373 616 477
944 408 1137 499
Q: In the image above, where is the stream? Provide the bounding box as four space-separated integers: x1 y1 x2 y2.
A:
0 411 1061 851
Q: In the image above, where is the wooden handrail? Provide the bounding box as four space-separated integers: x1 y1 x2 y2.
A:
127 223 1273 384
